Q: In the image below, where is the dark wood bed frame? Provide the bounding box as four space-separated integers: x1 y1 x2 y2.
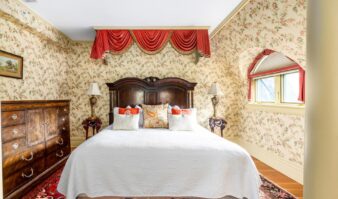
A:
106 76 197 125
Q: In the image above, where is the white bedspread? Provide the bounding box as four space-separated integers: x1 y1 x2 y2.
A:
57 125 261 199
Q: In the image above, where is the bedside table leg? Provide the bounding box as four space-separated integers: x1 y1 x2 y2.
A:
85 128 89 140
221 127 225 137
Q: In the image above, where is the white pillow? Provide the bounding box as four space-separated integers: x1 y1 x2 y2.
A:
113 112 140 130
168 108 197 131
114 106 143 127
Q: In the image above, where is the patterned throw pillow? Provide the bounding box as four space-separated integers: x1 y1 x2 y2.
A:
142 104 169 128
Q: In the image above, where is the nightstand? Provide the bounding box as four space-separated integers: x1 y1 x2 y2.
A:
209 117 227 137
82 117 102 139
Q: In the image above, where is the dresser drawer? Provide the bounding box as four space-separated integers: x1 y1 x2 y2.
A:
45 146 70 168
46 135 68 154
2 125 26 143
1 100 71 199
3 138 26 159
3 158 45 196
2 111 25 127
3 143 45 177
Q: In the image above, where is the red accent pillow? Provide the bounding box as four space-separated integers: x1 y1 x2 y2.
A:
119 108 140 115
171 108 192 115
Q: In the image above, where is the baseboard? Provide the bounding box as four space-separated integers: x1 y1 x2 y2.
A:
229 138 304 184
71 136 85 148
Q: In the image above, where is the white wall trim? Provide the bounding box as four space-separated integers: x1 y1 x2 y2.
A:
229 137 304 184
210 0 251 39
246 103 305 115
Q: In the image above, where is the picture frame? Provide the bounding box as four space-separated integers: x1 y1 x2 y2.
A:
0 50 23 79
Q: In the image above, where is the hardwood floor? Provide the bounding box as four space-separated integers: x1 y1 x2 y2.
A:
253 157 303 199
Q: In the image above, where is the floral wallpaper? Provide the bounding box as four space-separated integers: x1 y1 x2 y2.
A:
211 0 307 167
67 41 240 138
1 0 306 172
0 17 70 100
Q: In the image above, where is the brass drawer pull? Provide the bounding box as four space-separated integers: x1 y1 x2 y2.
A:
56 150 64 157
12 129 18 135
12 143 19 150
11 114 18 120
21 168 34 178
21 152 34 161
63 108 68 112
56 137 64 145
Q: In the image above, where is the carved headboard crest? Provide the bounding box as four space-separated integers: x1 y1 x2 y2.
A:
143 76 160 83
106 77 197 124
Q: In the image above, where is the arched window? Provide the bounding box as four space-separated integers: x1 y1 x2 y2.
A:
248 49 305 104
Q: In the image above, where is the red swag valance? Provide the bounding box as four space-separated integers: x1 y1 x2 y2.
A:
247 49 305 102
90 29 210 60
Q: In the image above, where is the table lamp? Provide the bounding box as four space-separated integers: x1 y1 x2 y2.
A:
87 82 101 118
208 82 224 118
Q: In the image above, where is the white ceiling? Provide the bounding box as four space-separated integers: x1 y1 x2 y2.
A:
22 0 243 41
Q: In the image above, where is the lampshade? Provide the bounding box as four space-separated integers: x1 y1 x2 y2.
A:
208 82 224 96
87 82 101 96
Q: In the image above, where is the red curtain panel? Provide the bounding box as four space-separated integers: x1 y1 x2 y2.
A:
90 29 211 59
196 30 211 57
131 30 171 54
298 68 305 102
90 30 133 59
170 30 210 57
170 30 198 54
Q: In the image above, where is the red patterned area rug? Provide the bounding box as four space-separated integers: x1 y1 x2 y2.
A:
23 167 296 199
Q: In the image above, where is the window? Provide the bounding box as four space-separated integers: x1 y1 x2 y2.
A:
253 71 302 105
248 50 305 106
282 72 300 103
256 77 275 102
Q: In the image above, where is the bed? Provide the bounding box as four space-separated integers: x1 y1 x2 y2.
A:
57 77 261 199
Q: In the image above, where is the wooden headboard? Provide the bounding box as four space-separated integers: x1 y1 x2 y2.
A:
106 77 197 124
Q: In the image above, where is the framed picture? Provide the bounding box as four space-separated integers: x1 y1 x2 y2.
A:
0 50 23 79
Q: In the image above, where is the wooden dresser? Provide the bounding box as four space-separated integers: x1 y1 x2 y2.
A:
1 100 71 199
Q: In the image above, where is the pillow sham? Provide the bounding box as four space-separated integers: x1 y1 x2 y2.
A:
114 106 143 127
168 108 197 131
142 104 169 128
113 111 140 130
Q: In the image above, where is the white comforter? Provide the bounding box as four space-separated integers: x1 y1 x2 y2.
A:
58 125 261 199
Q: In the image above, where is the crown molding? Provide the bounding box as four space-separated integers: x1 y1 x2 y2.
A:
15 0 71 42
0 10 70 51
210 0 251 39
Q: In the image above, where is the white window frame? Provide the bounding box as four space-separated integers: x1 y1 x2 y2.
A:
248 70 305 115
